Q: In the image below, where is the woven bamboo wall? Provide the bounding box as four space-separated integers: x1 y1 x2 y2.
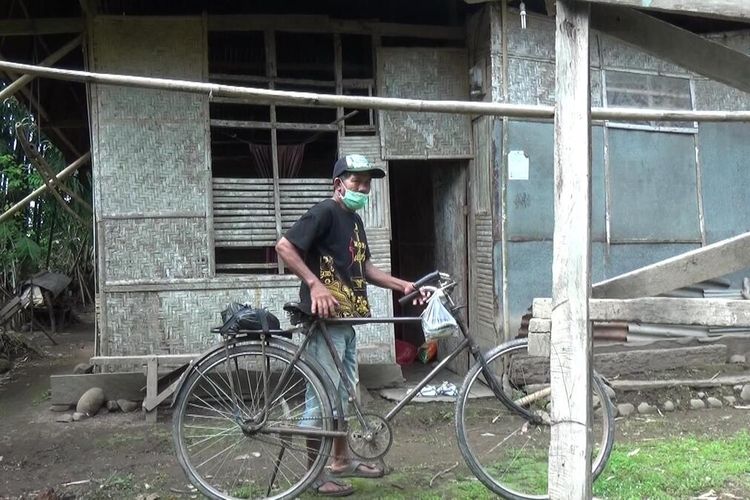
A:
90 16 213 356
101 278 299 356
377 48 472 159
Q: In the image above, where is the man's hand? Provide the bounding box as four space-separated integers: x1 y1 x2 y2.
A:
404 282 431 306
310 281 339 318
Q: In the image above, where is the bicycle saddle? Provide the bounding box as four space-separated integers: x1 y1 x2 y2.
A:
283 301 312 325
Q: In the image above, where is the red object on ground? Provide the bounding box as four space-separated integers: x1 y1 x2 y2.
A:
395 339 417 366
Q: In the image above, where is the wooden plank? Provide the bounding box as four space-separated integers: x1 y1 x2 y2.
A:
550 1 592 497
592 230 750 299
590 4 750 95
210 119 338 131
50 372 145 405
592 298 750 326
0 18 84 36
583 0 750 21
535 296 750 327
206 15 465 39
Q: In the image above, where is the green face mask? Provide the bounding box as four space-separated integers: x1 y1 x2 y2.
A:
341 187 369 211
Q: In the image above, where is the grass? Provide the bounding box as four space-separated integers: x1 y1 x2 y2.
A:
298 431 750 499
594 431 750 499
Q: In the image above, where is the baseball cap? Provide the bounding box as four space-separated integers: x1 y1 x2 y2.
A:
332 154 386 179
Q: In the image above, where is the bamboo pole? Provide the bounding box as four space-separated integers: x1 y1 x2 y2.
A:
0 34 83 101
0 152 90 224
2 59 750 122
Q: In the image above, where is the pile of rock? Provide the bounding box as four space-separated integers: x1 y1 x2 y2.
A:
52 387 141 423
612 383 750 418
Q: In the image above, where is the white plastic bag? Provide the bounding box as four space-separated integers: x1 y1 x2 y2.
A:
420 290 458 340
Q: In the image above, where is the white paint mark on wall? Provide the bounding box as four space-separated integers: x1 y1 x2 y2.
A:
508 150 530 180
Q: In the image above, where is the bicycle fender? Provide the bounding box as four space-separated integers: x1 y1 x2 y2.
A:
169 338 299 408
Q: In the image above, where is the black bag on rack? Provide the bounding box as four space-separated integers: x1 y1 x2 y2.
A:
219 302 286 337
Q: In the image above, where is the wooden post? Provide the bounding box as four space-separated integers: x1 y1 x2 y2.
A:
334 33 344 139
550 1 592 498
265 30 284 274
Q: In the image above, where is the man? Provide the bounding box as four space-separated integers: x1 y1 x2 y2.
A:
276 153 420 497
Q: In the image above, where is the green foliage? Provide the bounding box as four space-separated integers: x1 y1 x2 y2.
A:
0 96 93 296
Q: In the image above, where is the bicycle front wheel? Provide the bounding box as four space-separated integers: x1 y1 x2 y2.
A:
455 338 614 499
173 343 335 500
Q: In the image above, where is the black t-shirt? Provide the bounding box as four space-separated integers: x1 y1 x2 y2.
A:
284 199 371 317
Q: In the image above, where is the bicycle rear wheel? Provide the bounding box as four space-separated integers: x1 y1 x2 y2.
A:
173 343 334 500
455 338 614 499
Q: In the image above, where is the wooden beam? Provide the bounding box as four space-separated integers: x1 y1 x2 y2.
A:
536 297 750 327
5 59 750 122
265 30 284 274
583 0 750 21
550 1 592 497
206 15 465 40
592 230 750 299
591 4 750 95
0 34 83 101
0 17 84 36
210 119 339 131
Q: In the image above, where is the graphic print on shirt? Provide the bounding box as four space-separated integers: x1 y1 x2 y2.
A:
318 222 370 317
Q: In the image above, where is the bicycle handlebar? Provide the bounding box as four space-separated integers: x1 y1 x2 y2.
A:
398 270 441 305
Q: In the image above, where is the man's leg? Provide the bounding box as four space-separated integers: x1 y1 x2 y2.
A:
328 326 383 477
303 325 354 495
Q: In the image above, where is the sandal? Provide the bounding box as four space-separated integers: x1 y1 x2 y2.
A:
328 459 385 479
310 474 354 497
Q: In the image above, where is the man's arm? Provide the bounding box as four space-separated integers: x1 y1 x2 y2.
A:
275 237 339 317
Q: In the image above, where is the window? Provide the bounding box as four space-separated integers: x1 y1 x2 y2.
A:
603 70 696 133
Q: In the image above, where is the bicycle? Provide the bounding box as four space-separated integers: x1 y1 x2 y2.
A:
171 271 615 500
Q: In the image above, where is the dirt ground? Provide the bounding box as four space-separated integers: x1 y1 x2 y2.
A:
1 322 749 500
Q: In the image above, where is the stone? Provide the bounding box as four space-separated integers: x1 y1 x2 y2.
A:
741 384 750 402
117 399 140 413
76 387 105 416
0 358 11 374
136 494 160 500
690 399 706 410
729 354 747 364
106 400 120 412
97 407 109 416
72 412 87 421
617 403 635 417
724 396 737 405
662 401 675 412
73 363 94 374
696 391 706 399
50 404 72 413
55 414 73 423
706 397 723 409
637 402 656 415
734 384 743 393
